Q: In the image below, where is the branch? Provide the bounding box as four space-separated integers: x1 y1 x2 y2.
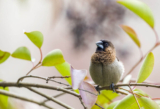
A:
27 87 74 109
0 82 80 97
53 92 66 98
42 92 66 104
0 89 53 109
99 83 160 90
95 103 105 109
79 98 87 109
46 76 70 83
17 75 70 86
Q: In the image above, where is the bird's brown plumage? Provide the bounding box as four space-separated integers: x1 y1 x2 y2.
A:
91 46 116 64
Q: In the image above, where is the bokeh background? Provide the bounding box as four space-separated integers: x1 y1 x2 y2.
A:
0 0 160 109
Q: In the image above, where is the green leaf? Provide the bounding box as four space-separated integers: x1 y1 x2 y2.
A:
107 101 120 109
42 49 65 66
55 62 71 84
11 47 31 61
24 31 43 48
0 80 9 109
55 62 79 93
137 52 154 83
92 90 119 109
0 50 10 64
133 89 149 97
114 94 160 109
155 100 160 106
117 0 154 28
121 25 141 47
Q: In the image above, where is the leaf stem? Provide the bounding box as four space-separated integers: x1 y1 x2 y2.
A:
40 48 43 62
26 48 43 76
153 29 159 44
152 98 160 100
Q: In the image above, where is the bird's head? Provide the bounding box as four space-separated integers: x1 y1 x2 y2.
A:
95 40 115 53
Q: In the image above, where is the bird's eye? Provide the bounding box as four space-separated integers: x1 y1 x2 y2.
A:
105 43 108 47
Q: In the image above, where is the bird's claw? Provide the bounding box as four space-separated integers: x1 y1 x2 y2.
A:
95 85 100 94
110 83 116 92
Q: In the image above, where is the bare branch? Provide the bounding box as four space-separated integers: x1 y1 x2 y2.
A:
0 89 53 109
42 92 66 104
99 83 160 90
79 98 87 109
17 75 70 86
27 87 74 109
116 90 128 95
53 92 66 98
95 103 105 109
0 82 80 97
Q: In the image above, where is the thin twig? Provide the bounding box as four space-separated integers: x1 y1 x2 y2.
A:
26 62 41 76
27 87 74 109
0 82 79 97
42 92 66 104
128 85 141 109
95 103 105 109
46 76 70 84
47 76 70 79
17 75 70 86
54 92 66 98
0 89 53 109
119 88 137 97
79 98 87 109
116 90 128 95
26 48 43 76
99 83 160 90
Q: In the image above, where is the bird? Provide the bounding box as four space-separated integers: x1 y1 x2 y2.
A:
89 40 124 91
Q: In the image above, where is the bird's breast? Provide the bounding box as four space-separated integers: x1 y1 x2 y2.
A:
89 58 124 86
91 51 116 64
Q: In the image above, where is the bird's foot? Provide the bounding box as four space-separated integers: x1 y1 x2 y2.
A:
95 85 100 94
110 83 116 92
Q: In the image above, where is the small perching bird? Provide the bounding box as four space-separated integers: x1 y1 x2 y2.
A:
89 40 124 91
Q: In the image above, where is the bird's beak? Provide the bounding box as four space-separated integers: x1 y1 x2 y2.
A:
96 41 103 49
